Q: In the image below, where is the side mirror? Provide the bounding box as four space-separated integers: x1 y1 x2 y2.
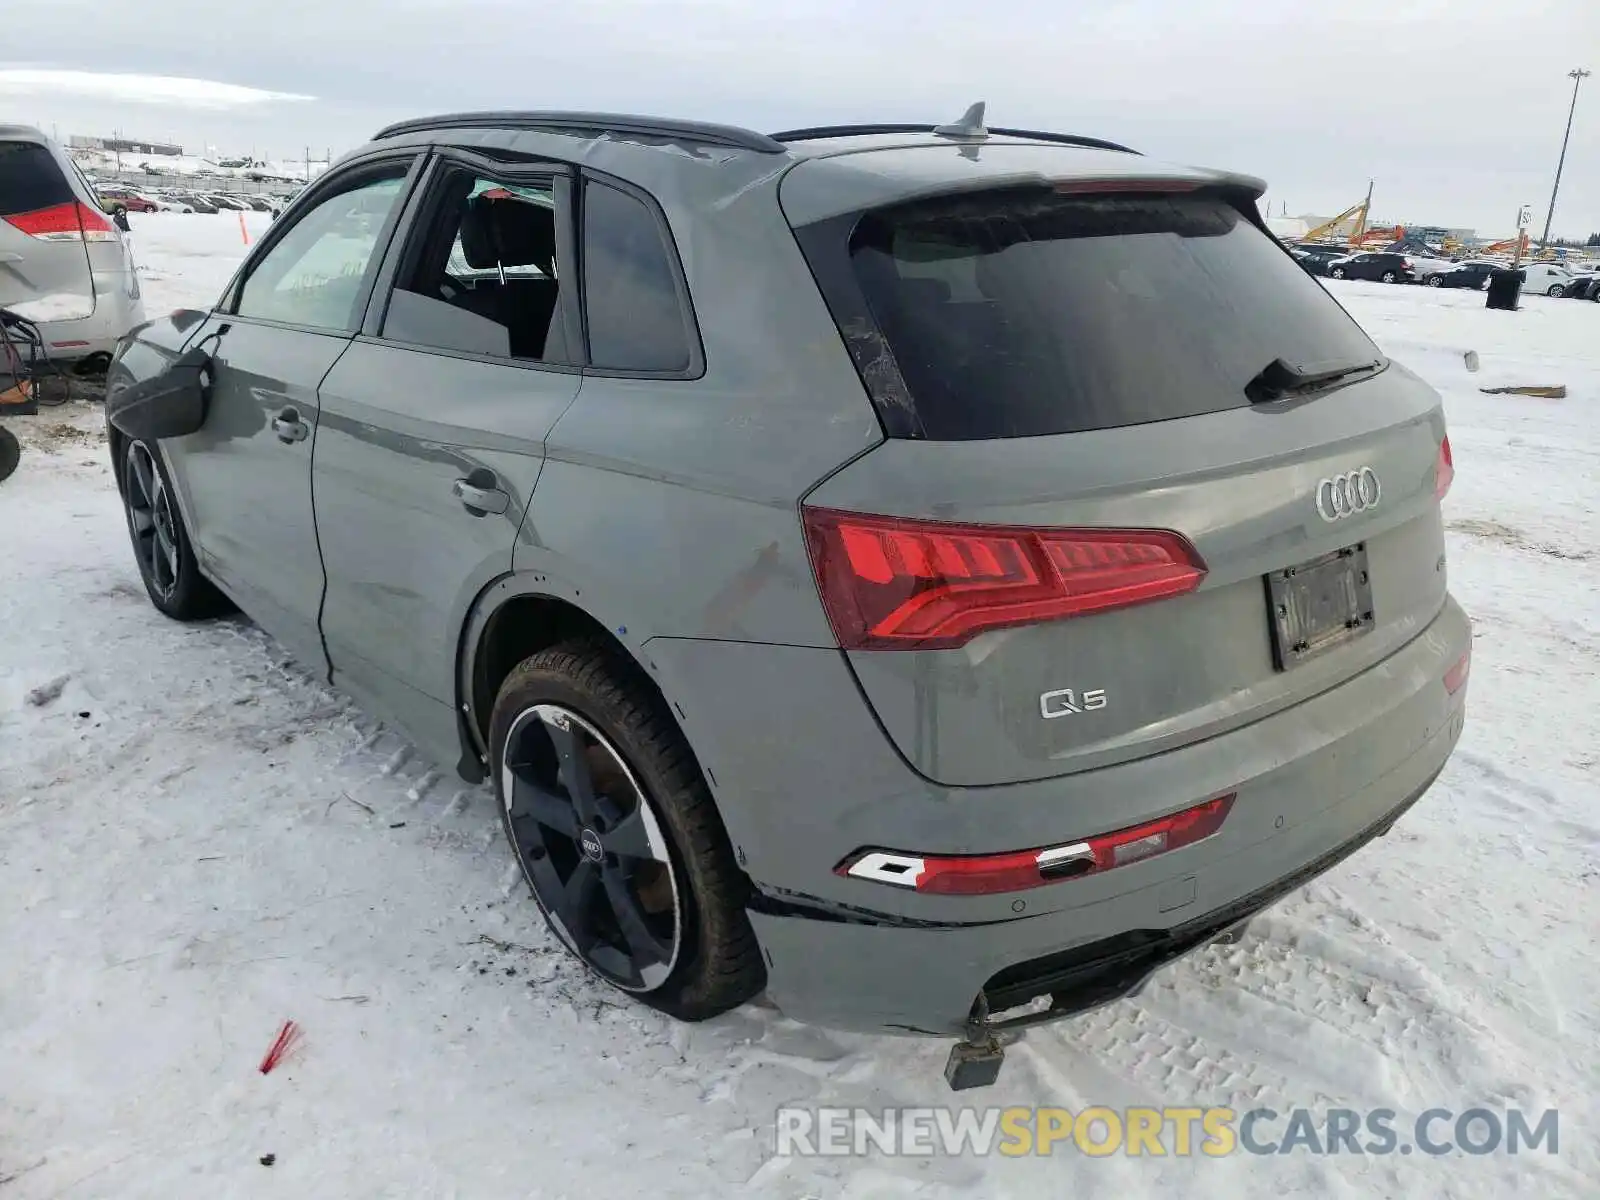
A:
105 345 212 441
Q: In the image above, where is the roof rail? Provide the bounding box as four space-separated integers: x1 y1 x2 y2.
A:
768 123 1139 155
371 111 787 154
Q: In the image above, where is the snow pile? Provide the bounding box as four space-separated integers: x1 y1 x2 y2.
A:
1 229 1596 1198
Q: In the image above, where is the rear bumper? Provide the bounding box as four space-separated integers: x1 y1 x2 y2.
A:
646 595 1470 1037
750 734 1453 1035
35 289 144 361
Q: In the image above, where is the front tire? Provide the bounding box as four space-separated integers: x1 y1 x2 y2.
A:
1426 275 1444 287
490 639 765 1020
118 438 232 620
1548 285 1564 297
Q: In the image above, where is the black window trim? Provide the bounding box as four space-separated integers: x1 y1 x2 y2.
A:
789 207 922 437
216 149 424 337
573 168 705 382
360 147 585 375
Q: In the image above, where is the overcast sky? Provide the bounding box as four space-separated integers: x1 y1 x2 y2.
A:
3 0 1597 236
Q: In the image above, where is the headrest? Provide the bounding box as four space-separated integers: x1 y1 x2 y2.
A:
457 198 499 270
458 194 556 274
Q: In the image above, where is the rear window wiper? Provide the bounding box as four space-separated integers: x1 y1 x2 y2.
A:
1246 356 1386 404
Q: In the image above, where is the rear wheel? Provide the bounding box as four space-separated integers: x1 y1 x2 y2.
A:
1381 270 1398 283
1426 275 1444 287
1330 266 1347 279
490 640 765 1019
119 438 232 620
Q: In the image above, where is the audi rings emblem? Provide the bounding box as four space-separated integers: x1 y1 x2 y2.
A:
1315 467 1382 522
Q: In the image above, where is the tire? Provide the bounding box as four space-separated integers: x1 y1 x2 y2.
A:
1330 267 1346 279
118 437 233 620
489 638 765 1020
1381 271 1397 283
0 426 19 483
1548 285 1564 297
1426 275 1444 287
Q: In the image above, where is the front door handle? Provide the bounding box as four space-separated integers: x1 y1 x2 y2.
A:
452 476 509 516
272 407 309 444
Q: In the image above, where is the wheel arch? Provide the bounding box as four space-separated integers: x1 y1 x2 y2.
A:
455 574 682 785
107 422 128 488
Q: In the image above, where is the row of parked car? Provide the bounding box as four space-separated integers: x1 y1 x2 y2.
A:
1290 243 1598 298
92 183 290 218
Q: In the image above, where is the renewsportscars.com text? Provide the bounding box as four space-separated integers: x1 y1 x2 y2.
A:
774 1105 1559 1158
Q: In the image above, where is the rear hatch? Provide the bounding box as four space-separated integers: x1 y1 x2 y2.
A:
786 149 1452 787
0 136 102 324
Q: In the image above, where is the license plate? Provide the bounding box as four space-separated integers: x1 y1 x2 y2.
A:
1266 543 1374 670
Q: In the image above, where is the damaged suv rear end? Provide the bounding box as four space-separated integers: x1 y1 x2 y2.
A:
740 124 1469 1079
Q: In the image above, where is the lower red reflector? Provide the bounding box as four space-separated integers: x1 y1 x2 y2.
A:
1443 646 1470 694
836 794 1236 896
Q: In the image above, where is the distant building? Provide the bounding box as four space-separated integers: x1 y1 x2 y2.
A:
1397 224 1476 244
69 134 183 157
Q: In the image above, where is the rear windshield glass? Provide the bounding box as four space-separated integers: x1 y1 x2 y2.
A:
0 141 73 217
843 190 1381 439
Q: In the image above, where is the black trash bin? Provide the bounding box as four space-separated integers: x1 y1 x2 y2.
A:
1486 267 1524 310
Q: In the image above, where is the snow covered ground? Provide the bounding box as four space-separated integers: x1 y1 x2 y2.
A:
3 220 1597 1198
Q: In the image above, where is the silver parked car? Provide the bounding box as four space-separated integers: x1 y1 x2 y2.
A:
103 106 1470 1088
0 126 145 362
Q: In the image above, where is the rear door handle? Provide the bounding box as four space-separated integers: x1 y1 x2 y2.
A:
272 407 309 444
452 477 509 516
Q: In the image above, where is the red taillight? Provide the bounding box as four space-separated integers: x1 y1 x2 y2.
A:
1434 436 1454 500
1443 645 1470 695
802 508 1206 650
836 795 1236 896
4 201 117 243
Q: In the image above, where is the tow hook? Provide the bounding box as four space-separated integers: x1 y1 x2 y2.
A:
944 996 1009 1091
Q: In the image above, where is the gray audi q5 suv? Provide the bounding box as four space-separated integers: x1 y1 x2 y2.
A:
105 104 1470 1087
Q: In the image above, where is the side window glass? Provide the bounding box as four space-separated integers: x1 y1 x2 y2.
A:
235 168 407 332
382 170 566 361
581 181 692 373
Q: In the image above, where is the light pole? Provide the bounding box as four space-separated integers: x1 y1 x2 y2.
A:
1539 68 1591 250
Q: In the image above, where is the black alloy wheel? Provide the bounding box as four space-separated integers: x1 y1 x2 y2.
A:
123 440 181 603
500 702 682 992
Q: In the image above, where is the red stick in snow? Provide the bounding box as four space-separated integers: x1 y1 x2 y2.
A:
258 1020 301 1074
